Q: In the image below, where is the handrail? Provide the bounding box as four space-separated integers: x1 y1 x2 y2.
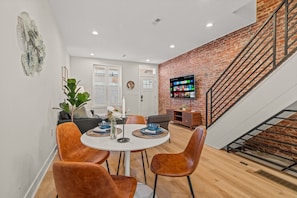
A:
206 0 297 127
226 109 297 176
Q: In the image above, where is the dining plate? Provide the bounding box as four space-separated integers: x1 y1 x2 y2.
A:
93 127 110 133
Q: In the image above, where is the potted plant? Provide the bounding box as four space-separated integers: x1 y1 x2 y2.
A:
59 78 91 122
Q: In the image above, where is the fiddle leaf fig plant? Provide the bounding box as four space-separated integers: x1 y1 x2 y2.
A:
59 78 91 122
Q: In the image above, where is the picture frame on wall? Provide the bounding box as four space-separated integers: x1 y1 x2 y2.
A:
61 66 68 91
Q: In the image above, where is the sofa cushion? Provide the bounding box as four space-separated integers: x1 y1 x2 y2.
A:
57 118 102 133
60 111 71 120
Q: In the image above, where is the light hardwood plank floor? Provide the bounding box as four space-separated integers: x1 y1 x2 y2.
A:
34 123 297 198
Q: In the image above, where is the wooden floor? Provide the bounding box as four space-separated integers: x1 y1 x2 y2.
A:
35 123 297 198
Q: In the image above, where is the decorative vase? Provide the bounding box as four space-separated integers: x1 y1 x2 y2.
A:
110 118 117 139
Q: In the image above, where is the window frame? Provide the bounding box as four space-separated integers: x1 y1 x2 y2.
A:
92 64 122 108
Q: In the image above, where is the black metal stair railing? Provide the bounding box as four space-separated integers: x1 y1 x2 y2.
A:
206 0 297 128
226 109 297 177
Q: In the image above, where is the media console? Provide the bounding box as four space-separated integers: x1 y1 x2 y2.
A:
166 109 202 129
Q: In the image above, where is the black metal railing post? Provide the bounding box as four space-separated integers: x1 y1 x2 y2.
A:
206 90 209 128
210 89 212 127
273 14 277 67
284 0 289 56
206 88 213 128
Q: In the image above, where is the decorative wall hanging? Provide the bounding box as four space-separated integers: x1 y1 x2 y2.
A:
17 11 46 76
127 80 135 90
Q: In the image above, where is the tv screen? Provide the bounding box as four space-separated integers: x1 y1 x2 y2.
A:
170 75 196 99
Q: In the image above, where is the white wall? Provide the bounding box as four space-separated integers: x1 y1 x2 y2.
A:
70 56 158 115
206 52 297 149
0 0 69 197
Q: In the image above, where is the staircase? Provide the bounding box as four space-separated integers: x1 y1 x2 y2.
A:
227 106 297 176
205 0 297 149
205 0 297 177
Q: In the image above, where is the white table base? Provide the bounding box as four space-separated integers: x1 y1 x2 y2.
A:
124 152 157 198
124 150 131 176
134 182 158 198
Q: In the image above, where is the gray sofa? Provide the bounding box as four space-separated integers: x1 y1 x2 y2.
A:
57 110 126 133
57 111 102 133
147 114 170 130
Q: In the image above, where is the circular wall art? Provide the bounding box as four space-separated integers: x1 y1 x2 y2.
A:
17 11 46 76
127 81 135 90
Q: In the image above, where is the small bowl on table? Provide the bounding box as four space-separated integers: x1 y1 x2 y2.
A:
147 123 160 131
99 121 111 129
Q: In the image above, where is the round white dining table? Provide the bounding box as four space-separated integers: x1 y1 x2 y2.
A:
80 124 170 198
81 123 170 176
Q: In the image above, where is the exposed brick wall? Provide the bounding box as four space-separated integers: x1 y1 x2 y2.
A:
158 0 282 125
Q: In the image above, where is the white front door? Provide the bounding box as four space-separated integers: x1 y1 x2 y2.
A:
139 76 157 117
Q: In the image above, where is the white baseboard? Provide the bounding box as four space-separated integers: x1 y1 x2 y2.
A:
24 145 57 198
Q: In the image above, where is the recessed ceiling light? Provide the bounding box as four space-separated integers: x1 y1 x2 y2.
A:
92 30 99 35
206 23 213 28
170 44 175 48
146 59 150 62
90 53 94 56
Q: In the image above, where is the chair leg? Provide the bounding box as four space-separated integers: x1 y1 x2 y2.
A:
153 174 158 198
144 150 149 168
117 151 122 175
187 176 195 198
141 151 147 184
122 152 125 164
106 160 110 174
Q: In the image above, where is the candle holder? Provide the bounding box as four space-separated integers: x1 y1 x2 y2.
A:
117 117 130 143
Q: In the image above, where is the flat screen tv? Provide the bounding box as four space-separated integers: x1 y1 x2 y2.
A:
170 75 196 99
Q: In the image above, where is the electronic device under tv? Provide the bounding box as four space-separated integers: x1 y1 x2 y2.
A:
170 74 196 99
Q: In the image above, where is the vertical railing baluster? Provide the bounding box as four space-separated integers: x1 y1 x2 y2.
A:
273 14 277 68
206 90 209 128
210 88 213 126
284 0 289 56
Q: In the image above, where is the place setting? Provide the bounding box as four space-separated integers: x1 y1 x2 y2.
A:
132 123 168 139
86 121 122 137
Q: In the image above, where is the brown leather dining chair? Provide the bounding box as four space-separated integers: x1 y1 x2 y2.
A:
53 161 137 198
150 126 207 197
56 122 110 173
117 115 149 184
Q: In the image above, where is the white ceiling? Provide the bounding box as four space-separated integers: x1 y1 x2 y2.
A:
48 0 256 64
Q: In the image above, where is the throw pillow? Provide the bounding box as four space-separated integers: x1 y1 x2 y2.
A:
73 107 89 118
